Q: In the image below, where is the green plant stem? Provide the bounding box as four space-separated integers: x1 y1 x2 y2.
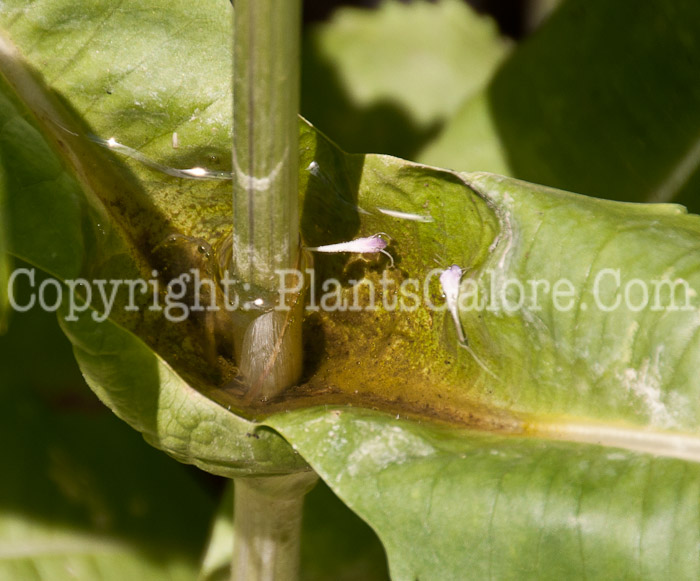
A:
231 0 303 399
231 472 318 581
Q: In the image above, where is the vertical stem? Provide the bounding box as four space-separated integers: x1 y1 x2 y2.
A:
232 0 303 399
231 473 318 581
230 5 311 576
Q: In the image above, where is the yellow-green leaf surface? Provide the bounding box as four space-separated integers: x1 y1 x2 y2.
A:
0 0 504 441
267 173 700 579
0 0 306 477
2 1 700 579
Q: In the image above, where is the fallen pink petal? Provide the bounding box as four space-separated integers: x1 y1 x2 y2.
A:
439 264 463 308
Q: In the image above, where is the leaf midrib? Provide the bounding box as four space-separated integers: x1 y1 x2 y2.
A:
527 419 700 463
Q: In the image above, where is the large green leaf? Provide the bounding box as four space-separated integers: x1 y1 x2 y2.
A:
264 170 700 578
0 75 306 476
269 407 700 581
0 0 503 432
453 172 700 429
420 0 700 210
2 1 700 579
0 0 308 477
263 170 700 579
59 305 309 478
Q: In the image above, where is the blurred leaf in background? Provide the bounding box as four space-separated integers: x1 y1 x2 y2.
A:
301 0 510 159
420 0 700 212
0 266 215 579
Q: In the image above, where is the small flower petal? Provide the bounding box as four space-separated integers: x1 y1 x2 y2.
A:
439 265 463 308
362 234 388 252
307 234 387 254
